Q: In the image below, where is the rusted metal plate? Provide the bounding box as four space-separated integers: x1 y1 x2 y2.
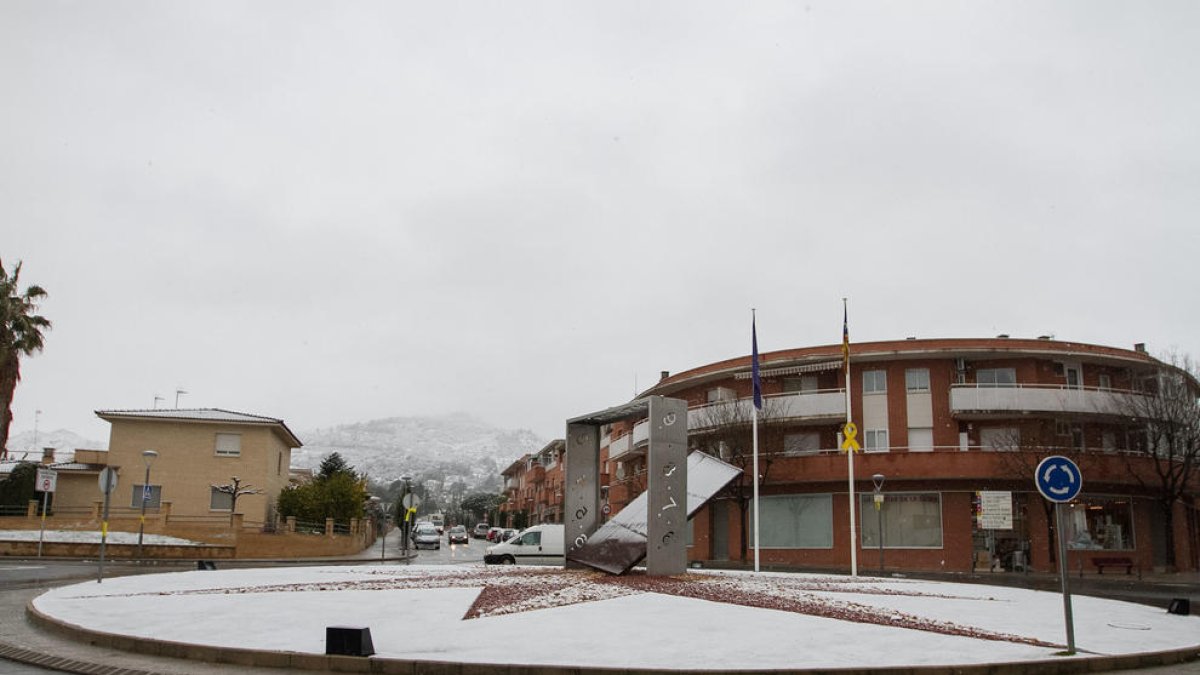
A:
567 451 741 575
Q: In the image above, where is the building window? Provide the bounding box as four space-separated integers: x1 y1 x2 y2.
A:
905 368 930 392
707 387 736 403
976 368 1016 387
210 487 233 511
860 492 943 548
1065 496 1133 550
863 370 887 394
864 429 888 452
907 427 933 451
130 484 162 509
215 433 241 457
980 427 1020 450
277 452 282 475
784 432 821 456
750 494 833 548
783 376 819 393
1098 374 1112 390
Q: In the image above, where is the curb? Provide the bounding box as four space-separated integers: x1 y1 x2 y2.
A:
23 597 1200 675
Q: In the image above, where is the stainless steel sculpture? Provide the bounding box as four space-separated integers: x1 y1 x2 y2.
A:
565 395 741 576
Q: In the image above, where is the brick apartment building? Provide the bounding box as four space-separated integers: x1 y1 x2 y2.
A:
510 337 1199 575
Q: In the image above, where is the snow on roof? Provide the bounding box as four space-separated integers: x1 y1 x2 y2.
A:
48 462 104 472
95 408 303 447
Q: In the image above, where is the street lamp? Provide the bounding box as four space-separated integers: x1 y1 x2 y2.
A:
136 450 158 558
872 473 885 574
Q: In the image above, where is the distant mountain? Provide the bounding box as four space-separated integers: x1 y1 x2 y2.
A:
4 428 106 463
292 413 546 495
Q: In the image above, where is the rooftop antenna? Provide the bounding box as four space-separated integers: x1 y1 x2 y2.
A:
153 395 164 409
175 388 188 409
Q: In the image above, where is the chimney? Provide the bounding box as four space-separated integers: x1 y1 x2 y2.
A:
41 447 55 465
660 370 670 381
1134 343 1146 354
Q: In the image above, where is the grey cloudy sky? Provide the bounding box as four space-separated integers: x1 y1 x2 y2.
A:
3 2 1198 447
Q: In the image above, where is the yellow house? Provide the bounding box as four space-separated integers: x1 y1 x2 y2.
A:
94 408 303 526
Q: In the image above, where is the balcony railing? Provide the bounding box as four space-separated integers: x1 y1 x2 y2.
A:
606 390 846 461
949 384 1149 417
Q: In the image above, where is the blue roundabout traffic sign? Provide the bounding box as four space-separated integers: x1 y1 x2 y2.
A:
1034 455 1083 503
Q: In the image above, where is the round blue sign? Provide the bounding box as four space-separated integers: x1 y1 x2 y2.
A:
1035 455 1083 503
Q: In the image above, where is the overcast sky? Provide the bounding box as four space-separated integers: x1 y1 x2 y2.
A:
3 2 1198 447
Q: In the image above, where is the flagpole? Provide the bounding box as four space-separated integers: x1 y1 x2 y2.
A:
752 405 760 573
844 298 858 578
751 309 761 574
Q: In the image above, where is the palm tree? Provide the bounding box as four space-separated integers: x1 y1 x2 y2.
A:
1 260 51 460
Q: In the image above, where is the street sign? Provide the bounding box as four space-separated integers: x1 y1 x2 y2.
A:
142 484 153 503
1035 454 1082 655
978 491 1013 529
36 468 57 493
97 467 118 495
401 493 422 510
1035 455 1083 503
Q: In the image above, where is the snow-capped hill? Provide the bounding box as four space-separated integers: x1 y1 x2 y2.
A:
4 429 106 462
292 413 546 487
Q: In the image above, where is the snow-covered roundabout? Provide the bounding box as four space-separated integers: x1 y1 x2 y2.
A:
29 564 1200 673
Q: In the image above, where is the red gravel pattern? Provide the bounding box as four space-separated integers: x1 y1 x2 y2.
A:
68 567 1059 649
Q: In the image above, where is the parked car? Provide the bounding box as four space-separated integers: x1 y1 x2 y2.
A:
502 528 518 542
472 523 491 539
486 526 506 542
447 525 469 545
412 523 441 550
484 524 565 565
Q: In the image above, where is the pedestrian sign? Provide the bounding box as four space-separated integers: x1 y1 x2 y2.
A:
840 422 861 453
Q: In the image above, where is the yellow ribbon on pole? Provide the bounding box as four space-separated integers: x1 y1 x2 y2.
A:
841 422 861 453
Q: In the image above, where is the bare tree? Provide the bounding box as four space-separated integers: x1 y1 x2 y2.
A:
990 424 1093 565
690 395 789 561
1117 354 1200 570
210 476 263 525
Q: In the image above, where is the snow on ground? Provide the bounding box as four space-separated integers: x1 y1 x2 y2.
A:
32 565 1200 670
0 529 205 546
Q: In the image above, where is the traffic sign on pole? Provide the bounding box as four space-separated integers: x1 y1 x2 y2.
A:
1034 454 1083 656
97 467 118 495
1035 455 1082 503
36 468 57 493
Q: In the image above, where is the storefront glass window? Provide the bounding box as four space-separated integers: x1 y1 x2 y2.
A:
753 494 833 548
1064 496 1134 550
860 492 943 548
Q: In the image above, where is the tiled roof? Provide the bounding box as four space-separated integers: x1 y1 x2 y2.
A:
95 408 303 447
49 462 105 472
96 408 283 424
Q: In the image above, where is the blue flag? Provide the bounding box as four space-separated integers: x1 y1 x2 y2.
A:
752 315 762 410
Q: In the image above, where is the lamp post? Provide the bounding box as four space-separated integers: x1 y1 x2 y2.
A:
872 473 885 575
136 450 158 558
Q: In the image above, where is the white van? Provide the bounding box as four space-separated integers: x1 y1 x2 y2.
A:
483 524 564 565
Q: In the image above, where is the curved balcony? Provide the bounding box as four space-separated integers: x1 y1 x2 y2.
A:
606 390 846 461
949 384 1151 418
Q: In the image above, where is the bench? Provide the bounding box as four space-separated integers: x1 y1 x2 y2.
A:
1093 556 1134 574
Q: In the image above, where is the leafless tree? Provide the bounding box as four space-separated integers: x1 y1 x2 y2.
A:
689 395 789 561
210 476 263 525
1116 354 1200 570
990 424 1093 565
